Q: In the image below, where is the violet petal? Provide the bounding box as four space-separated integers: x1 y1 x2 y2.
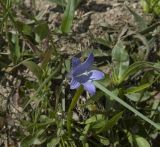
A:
72 57 81 70
70 78 80 89
72 53 94 76
83 82 96 96
90 70 104 81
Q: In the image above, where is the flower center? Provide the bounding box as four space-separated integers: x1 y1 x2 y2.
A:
75 70 90 78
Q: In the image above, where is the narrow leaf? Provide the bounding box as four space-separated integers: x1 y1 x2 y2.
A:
92 112 123 134
112 40 129 84
121 61 153 83
125 83 150 94
126 6 147 31
61 0 76 33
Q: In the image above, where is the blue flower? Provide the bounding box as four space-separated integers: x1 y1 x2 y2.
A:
68 53 104 96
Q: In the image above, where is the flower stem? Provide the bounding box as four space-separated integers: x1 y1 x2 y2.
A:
67 86 83 136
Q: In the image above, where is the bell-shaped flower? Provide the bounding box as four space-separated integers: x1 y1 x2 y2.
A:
68 53 104 96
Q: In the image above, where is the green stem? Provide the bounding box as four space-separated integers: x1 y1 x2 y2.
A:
94 81 160 130
67 86 83 136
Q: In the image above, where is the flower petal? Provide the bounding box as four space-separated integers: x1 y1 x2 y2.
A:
73 53 94 76
70 78 80 89
83 82 96 96
72 57 81 69
90 70 104 80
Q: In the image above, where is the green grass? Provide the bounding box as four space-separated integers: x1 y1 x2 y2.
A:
0 0 160 146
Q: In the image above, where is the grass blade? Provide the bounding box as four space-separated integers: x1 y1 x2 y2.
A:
61 0 76 33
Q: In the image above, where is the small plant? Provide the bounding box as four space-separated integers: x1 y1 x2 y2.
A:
0 0 160 146
141 0 160 16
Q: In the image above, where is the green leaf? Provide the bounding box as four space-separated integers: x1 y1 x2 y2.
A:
16 21 33 36
21 129 45 147
94 37 112 49
125 92 150 102
15 37 21 61
85 114 104 124
133 34 150 60
21 60 43 80
10 34 21 63
22 24 33 36
80 124 90 144
34 22 49 42
126 6 147 31
140 22 160 35
47 137 60 147
150 100 160 117
112 40 129 84
140 0 160 16
125 83 150 94
121 61 153 83
92 112 123 134
105 112 123 129
60 0 76 33
64 59 71 72
135 135 151 147
140 0 150 13
94 81 160 130
97 135 110 145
